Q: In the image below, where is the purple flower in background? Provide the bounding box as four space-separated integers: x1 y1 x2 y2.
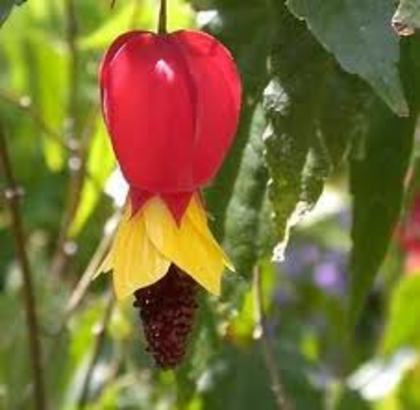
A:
278 239 348 301
282 244 320 278
313 251 347 296
274 287 296 307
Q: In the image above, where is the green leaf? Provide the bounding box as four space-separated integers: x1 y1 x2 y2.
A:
204 4 271 241
29 30 69 171
224 105 268 279
263 9 331 258
319 69 367 169
392 0 420 36
381 275 420 355
349 98 416 327
287 0 409 117
69 119 114 236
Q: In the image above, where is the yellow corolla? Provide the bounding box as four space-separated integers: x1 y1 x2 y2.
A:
95 194 233 300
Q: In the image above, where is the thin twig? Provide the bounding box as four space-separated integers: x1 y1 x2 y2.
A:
50 0 83 279
0 90 68 150
64 211 119 324
0 125 47 410
78 294 115 408
0 90 104 193
51 0 124 278
254 267 294 410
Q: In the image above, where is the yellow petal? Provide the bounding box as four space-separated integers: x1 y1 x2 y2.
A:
143 196 231 295
92 209 133 280
187 195 235 271
95 205 171 300
92 251 113 280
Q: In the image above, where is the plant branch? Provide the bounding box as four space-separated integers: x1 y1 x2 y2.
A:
0 125 47 410
0 90 68 150
254 267 293 410
63 211 120 326
78 294 115 408
50 0 84 279
0 90 103 191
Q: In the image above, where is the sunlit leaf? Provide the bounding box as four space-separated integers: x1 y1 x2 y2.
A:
224 105 268 279
70 119 115 236
382 275 420 355
263 8 331 259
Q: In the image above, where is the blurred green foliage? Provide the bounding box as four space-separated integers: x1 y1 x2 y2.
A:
2 0 420 409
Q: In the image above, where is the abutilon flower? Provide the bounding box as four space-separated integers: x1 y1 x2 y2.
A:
95 29 241 367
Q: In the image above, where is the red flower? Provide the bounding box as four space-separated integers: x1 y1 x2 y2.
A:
96 30 241 301
96 29 241 367
100 30 241 222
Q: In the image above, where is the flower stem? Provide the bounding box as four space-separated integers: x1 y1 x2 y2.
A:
0 125 47 410
78 294 114 408
158 0 167 34
254 267 294 410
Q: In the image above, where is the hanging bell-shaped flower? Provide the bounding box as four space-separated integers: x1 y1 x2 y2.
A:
95 29 241 367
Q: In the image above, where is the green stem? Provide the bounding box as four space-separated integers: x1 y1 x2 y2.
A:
158 0 167 34
78 294 114 408
254 267 294 410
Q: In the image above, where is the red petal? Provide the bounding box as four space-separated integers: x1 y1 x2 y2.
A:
101 32 196 192
100 30 242 193
171 31 242 186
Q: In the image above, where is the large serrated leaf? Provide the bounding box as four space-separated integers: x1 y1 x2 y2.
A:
263 8 332 258
287 0 408 117
224 105 268 279
349 100 416 327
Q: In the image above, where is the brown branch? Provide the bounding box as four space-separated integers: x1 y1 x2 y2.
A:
254 267 294 410
78 294 115 408
0 125 47 410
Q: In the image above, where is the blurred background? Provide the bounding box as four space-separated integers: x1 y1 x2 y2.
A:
1 0 420 409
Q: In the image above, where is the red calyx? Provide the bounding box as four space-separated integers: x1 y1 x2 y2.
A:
129 187 193 224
